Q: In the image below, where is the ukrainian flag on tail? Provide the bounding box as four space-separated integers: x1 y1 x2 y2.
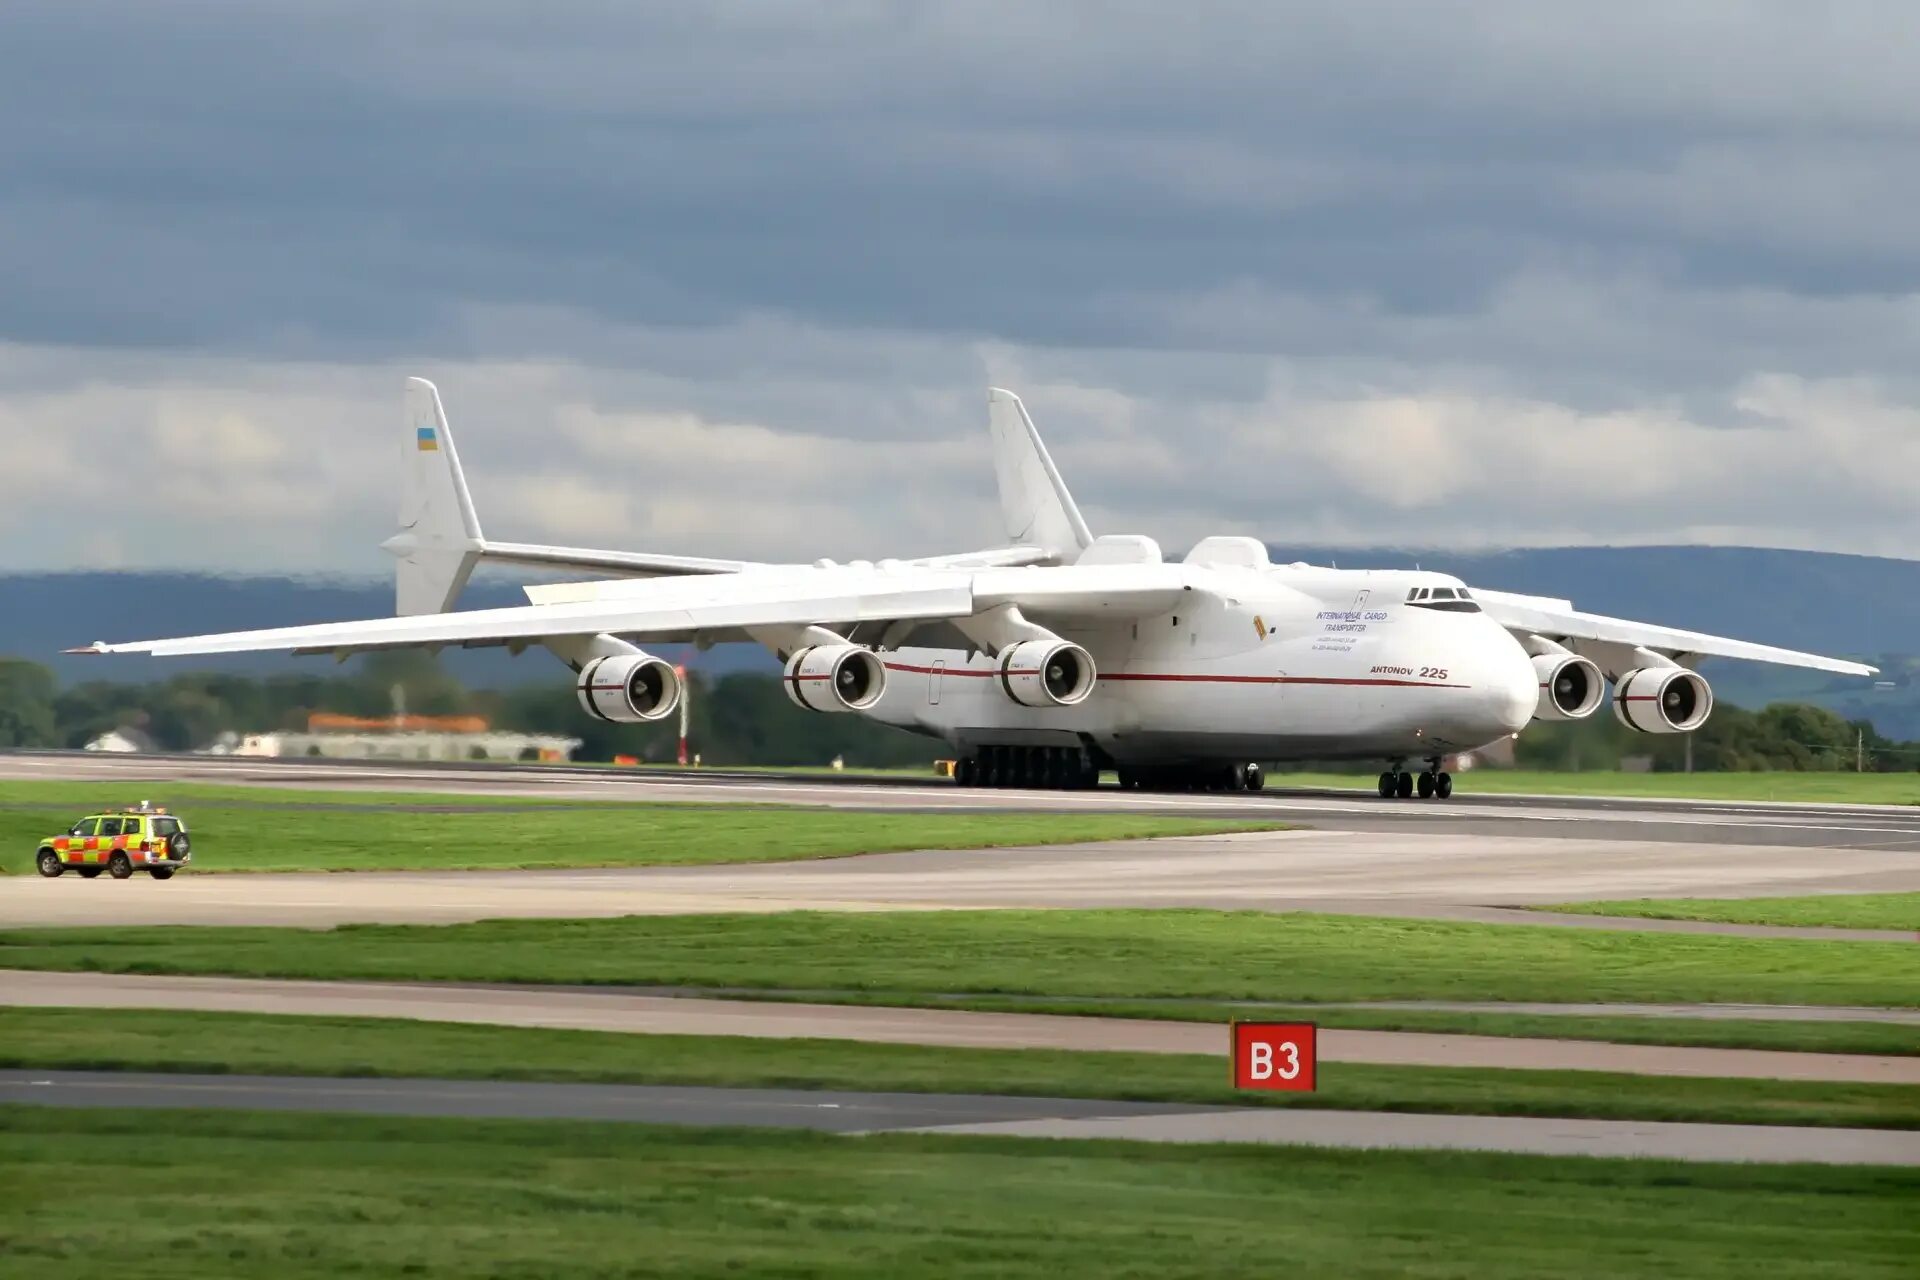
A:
417 425 438 452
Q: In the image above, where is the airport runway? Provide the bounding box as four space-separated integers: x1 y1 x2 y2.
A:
8 971 1915 1083
13 749 1920 850
5 1069 1915 1165
6 829 1917 932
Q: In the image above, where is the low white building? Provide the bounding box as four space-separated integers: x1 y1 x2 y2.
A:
228 728 581 763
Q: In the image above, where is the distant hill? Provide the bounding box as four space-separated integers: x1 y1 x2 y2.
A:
4 546 1914 729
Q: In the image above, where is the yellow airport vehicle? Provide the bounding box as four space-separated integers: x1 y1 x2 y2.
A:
35 803 192 881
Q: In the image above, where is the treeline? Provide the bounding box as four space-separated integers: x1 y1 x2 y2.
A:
0 652 1910 771
1513 699 1906 772
0 654 936 769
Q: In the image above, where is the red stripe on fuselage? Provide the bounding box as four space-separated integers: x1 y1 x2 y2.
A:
882 662 1468 689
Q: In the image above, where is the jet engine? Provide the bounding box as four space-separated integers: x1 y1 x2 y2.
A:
783 644 887 713
1611 666 1713 733
1531 653 1604 721
576 652 682 724
999 639 1096 708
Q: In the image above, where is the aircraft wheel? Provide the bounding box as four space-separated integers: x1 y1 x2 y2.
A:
1435 772 1454 800
108 852 134 880
1395 771 1414 800
1244 763 1265 792
1417 771 1437 800
955 757 978 788
36 850 63 878
1377 771 1395 799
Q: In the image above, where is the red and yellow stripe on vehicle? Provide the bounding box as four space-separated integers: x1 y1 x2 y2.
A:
50 833 171 865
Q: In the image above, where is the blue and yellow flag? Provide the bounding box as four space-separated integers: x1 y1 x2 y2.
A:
416 425 438 452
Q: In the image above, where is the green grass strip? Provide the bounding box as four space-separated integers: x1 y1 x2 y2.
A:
4 1106 1916 1279
5 909 1915 1008
1545 892 1920 933
0 781 1278 875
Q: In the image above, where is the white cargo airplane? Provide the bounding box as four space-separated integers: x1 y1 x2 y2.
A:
71 379 1875 799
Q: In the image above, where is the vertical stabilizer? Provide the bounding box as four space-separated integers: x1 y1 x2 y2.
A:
382 377 485 615
987 387 1093 563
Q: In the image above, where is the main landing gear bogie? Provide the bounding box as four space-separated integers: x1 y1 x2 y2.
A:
954 747 1267 794
1378 761 1453 801
955 744 1101 791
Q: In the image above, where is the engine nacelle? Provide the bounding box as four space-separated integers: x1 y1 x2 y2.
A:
1611 666 1713 734
999 639 1096 708
783 644 886 713
1531 653 1604 721
576 653 682 724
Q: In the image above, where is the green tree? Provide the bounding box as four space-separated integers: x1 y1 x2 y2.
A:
0 658 57 747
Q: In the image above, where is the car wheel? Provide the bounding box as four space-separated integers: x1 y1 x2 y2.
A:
78 868 103 879
36 849 64 878
108 852 134 880
148 867 175 881
168 832 192 859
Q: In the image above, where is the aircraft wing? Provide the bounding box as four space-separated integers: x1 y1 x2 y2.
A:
1473 588 1877 676
68 564 1187 660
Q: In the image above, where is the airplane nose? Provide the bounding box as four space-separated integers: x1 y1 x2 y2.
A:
1492 656 1536 736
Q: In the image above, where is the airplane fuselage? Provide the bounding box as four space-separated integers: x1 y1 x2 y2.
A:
860 563 1538 766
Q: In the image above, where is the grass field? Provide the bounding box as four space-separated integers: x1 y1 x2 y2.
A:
7 909 1914 1009
5 1008 1914 1130
0 781 1278 875
1264 769 1920 804
1548 892 1920 933
5 1107 1914 1279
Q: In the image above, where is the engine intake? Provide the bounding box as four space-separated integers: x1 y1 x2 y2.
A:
783 644 886 713
1531 653 1604 721
999 639 1096 708
1612 666 1713 734
577 653 681 724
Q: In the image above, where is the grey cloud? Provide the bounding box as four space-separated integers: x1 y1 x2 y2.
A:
7 4 1920 574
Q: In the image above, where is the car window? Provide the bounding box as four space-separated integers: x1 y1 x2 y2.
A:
154 817 180 837
70 817 99 838
123 817 143 837
98 817 123 838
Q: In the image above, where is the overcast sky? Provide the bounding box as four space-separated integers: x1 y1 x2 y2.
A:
6 2 1920 574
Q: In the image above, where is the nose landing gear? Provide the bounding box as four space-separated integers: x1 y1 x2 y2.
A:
1379 759 1453 801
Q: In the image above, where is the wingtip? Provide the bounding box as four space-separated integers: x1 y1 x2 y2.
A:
62 642 110 655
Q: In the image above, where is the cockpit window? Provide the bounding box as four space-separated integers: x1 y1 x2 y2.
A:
1405 585 1482 614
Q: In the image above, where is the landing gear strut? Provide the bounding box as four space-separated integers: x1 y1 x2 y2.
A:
1379 758 1452 801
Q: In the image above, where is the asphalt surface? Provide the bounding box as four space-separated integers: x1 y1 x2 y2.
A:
6 1069 1916 1165
6 830 1915 933
8 971 1916 1083
14 748 1920 850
